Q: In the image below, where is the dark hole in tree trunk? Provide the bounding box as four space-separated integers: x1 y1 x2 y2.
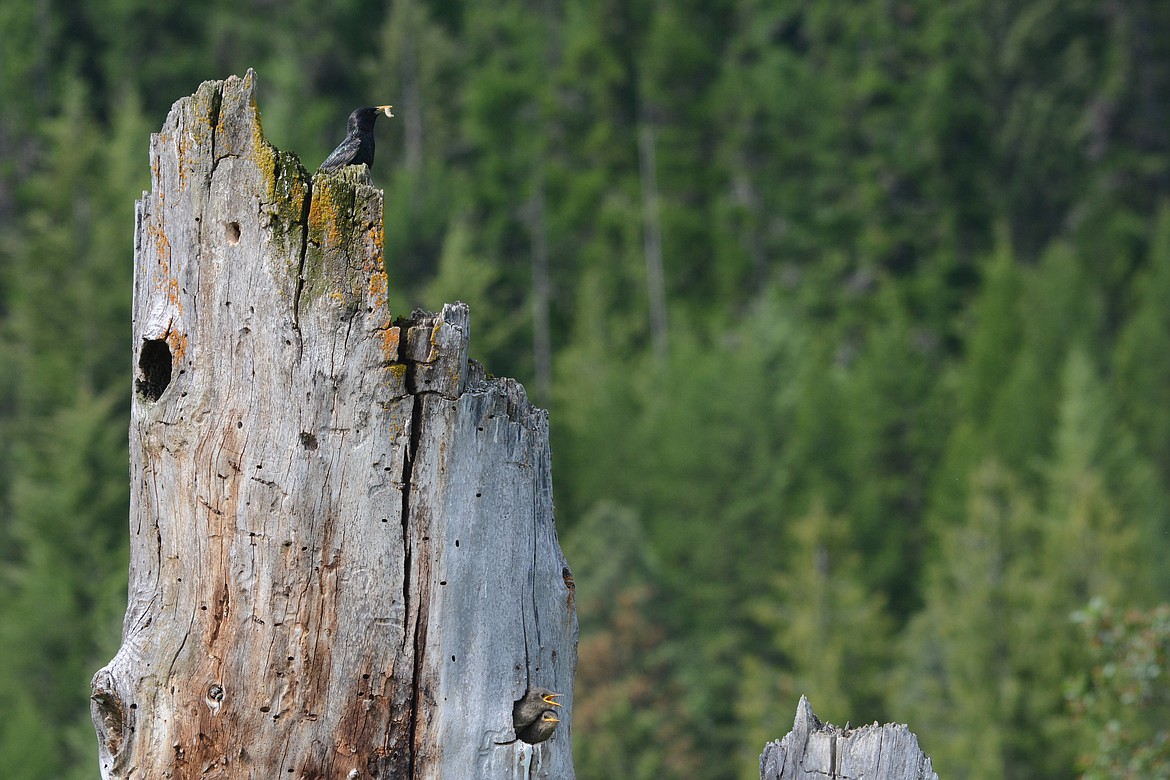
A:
136 339 172 401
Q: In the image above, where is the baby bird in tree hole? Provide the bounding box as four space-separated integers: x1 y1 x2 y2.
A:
512 687 562 745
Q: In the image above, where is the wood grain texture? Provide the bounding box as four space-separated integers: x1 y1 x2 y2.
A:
91 70 577 780
760 696 937 780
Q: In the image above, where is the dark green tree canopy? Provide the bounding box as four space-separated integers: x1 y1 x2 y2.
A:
2 0 1169 777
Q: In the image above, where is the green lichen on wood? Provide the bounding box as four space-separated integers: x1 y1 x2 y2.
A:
260 147 310 246
191 79 222 132
190 81 221 152
248 117 311 283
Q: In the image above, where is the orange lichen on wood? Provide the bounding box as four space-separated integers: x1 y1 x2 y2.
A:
151 149 162 191
146 221 185 317
366 262 389 313
176 131 193 192
307 183 347 252
151 222 171 265
366 223 385 277
166 329 189 364
380 327 401 365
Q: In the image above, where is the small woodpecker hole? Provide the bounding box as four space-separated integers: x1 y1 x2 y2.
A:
136 339 172 401
225 221 241 245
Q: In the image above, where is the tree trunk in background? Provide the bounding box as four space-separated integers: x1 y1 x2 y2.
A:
89 70 577 780
397 0 424 177
760 696 937 780
528 148 552 405
637 107 668 360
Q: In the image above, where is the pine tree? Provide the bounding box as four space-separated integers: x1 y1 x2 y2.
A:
1113 204 1170 483
894 462 1047 780
456 0 560 383
735 501 892 776
564 502 704 778
368 0 464 296
896 347 1155 779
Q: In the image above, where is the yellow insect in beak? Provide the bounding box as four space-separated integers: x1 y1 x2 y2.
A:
376 105 394 118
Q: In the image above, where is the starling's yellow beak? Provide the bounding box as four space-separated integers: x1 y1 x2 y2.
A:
376 105 394 118
543 714 560 724
541 692 563 707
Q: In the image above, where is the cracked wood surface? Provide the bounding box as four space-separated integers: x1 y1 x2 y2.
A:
760 696 937 780
91 70 577 780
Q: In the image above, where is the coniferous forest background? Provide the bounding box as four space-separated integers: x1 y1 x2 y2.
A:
3 0 1170 777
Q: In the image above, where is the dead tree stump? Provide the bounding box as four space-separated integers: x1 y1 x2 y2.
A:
760 696 937 780
90 70 577 779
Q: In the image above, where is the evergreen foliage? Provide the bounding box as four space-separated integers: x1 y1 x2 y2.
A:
2 1 1169 777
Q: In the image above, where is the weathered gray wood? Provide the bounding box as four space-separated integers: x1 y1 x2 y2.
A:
90 70 576 780
760 696 938 780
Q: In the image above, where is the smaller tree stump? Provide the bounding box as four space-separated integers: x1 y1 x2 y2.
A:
761 696 938 780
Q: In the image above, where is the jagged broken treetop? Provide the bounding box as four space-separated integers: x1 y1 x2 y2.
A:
92 70 576 779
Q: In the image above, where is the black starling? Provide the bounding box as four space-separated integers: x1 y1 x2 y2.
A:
513 687 562 745
317 105 394 174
